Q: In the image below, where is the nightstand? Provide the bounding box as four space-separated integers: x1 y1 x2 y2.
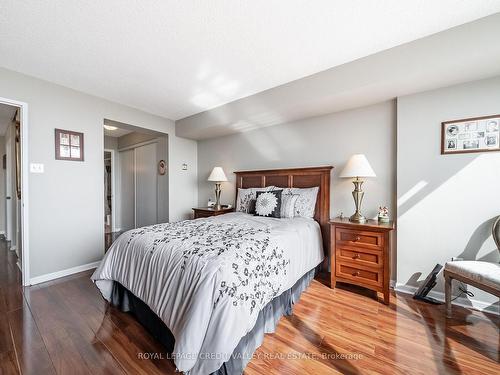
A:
192 206 234 219
330 217 394 304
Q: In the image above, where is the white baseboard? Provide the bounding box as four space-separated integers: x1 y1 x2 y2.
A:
394 282 499 316
29 261 101 285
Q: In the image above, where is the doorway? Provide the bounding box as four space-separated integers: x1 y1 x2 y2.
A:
104 149 115 234
103 119 168 251
0 97 29 286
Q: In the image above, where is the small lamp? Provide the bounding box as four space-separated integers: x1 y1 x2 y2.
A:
339 154 376 223
208 167 228 210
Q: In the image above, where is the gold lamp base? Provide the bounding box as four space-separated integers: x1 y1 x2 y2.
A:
349 211 366 223
214 182 222 210
349 178 366 223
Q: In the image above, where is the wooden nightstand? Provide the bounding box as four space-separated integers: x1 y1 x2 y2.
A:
192 206 234 219
330 217 394 304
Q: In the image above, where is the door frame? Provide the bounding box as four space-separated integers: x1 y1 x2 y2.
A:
104 149 117 232
0 96 30 286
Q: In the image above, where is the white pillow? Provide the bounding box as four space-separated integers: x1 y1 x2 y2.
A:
282 187 319 218
236 186 276 213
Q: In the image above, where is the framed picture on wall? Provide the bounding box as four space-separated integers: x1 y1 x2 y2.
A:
441 114 500 155
55 128 84 161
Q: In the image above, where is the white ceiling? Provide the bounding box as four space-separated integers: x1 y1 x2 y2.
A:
1 1 500 122
0 103 17 136
103 127 133 138
177 13 500 139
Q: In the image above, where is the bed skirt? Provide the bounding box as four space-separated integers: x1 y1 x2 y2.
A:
109 267 318 375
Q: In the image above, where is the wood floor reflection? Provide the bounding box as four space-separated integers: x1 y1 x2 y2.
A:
0 240 498 374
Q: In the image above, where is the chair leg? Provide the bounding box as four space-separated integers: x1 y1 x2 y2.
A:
445 273 452 318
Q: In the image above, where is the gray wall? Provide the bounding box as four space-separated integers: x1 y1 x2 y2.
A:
0 67 197 280
198 100 396 221
104 135 117 150
397 76 500 312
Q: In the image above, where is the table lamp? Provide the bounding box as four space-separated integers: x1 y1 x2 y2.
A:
339 154 376 223
208 167 228 210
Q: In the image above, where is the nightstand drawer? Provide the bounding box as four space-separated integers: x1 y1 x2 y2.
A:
336 246 383 268
336 228 384 250
336 262 383 288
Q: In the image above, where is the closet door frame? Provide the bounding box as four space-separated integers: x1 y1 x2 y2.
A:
118 139 159 228
104 148 116 232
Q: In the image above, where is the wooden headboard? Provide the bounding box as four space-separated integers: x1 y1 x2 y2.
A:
234 166 333 260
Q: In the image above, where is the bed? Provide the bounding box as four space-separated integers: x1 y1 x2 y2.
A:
92 166 332 375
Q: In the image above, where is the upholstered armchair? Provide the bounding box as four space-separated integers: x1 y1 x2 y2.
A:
444 216 500 317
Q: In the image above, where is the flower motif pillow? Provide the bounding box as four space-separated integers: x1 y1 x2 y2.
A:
282 187 319 218
236 186 276 213
236 188 254 212
255 190 282 218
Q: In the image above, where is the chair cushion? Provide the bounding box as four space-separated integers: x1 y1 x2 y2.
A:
445 261 500 291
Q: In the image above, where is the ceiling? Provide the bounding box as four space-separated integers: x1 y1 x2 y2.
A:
103 127 133 138
176 13 500 139
0 103 17 136
1 1 500 122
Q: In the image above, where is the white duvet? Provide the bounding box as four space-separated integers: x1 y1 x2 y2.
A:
92 212 323 374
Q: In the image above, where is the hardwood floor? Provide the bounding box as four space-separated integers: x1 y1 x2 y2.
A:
0 240 498 374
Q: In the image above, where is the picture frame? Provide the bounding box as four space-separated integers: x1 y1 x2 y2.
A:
441 114 500 155
55 128 84 161
158 159 166 175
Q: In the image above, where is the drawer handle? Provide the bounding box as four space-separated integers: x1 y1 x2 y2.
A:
352 270 360 277
354 236 361 242
352 253 360 259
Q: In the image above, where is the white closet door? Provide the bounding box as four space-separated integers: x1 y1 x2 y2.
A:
135 143 158 227
119 149 135 230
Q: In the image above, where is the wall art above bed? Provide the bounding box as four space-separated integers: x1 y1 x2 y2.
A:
441 114 500 155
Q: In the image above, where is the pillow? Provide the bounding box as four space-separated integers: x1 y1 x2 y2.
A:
282 187 319 218
280 193 299 218
236 186 276 213
255 190 282 218
247 199 257 215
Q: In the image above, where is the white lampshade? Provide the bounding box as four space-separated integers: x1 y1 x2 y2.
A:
339 154 376 178
208 167 228 182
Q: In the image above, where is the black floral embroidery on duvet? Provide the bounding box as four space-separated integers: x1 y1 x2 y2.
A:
125 219 290 315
